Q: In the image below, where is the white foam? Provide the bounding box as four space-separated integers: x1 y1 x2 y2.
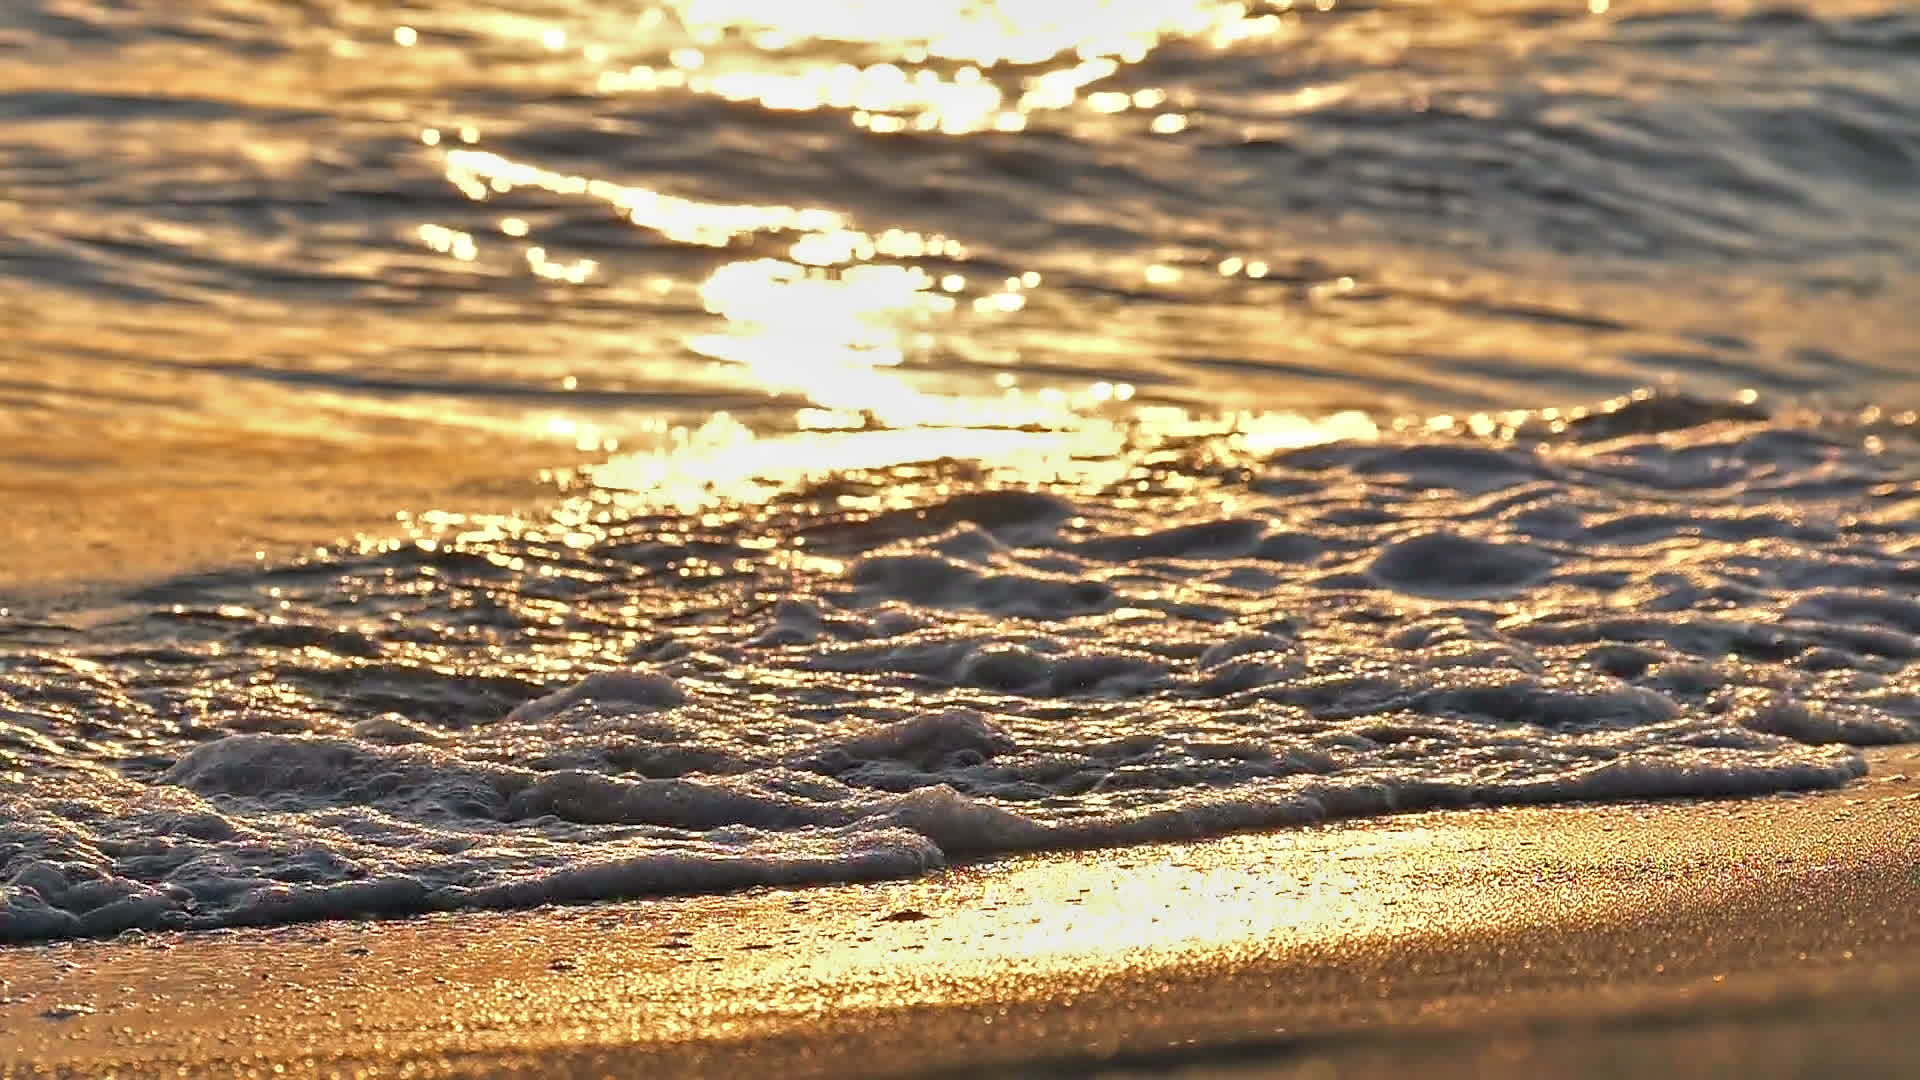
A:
4 400 1917 940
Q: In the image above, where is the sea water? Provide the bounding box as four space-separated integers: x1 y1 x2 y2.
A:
3 0 1919 940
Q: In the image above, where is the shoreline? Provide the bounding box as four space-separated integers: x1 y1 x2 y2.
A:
4 745 1916 1078
0 421 598 612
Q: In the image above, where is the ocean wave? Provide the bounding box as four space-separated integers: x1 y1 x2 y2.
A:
4 395 1918 940
5 1 1918 426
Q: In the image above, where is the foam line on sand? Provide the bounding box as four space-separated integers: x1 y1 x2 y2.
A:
3 746 1918 1078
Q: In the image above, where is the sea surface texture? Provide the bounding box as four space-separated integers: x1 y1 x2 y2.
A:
4 0 1920 939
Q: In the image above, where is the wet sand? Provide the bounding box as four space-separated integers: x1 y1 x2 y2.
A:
3 745 1915 1078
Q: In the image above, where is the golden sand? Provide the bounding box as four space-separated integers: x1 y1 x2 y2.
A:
4 746 1916 1078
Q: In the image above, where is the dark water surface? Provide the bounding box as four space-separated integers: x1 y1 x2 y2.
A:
3 1 1920 940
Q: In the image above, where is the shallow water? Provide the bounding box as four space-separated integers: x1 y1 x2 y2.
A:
8 396 1920 938
4 1 1920 939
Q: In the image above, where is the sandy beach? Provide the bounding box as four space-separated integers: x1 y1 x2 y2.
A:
9 2 1920 1075
3 744 1915 1078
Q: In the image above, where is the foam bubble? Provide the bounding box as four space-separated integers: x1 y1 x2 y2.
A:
506 671 686 724
3 396 1917 940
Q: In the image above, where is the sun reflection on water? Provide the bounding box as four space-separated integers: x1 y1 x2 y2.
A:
431 145 1039 428
407 1 1364 495
574 0 1288 137
585 407 1377 516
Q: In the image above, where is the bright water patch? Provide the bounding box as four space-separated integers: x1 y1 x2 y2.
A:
4 397 1919 940
5 0 1920 442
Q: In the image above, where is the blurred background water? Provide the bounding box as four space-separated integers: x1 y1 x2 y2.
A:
2 0 1918 581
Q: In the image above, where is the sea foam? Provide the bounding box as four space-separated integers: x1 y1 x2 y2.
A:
4 397 1918 941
